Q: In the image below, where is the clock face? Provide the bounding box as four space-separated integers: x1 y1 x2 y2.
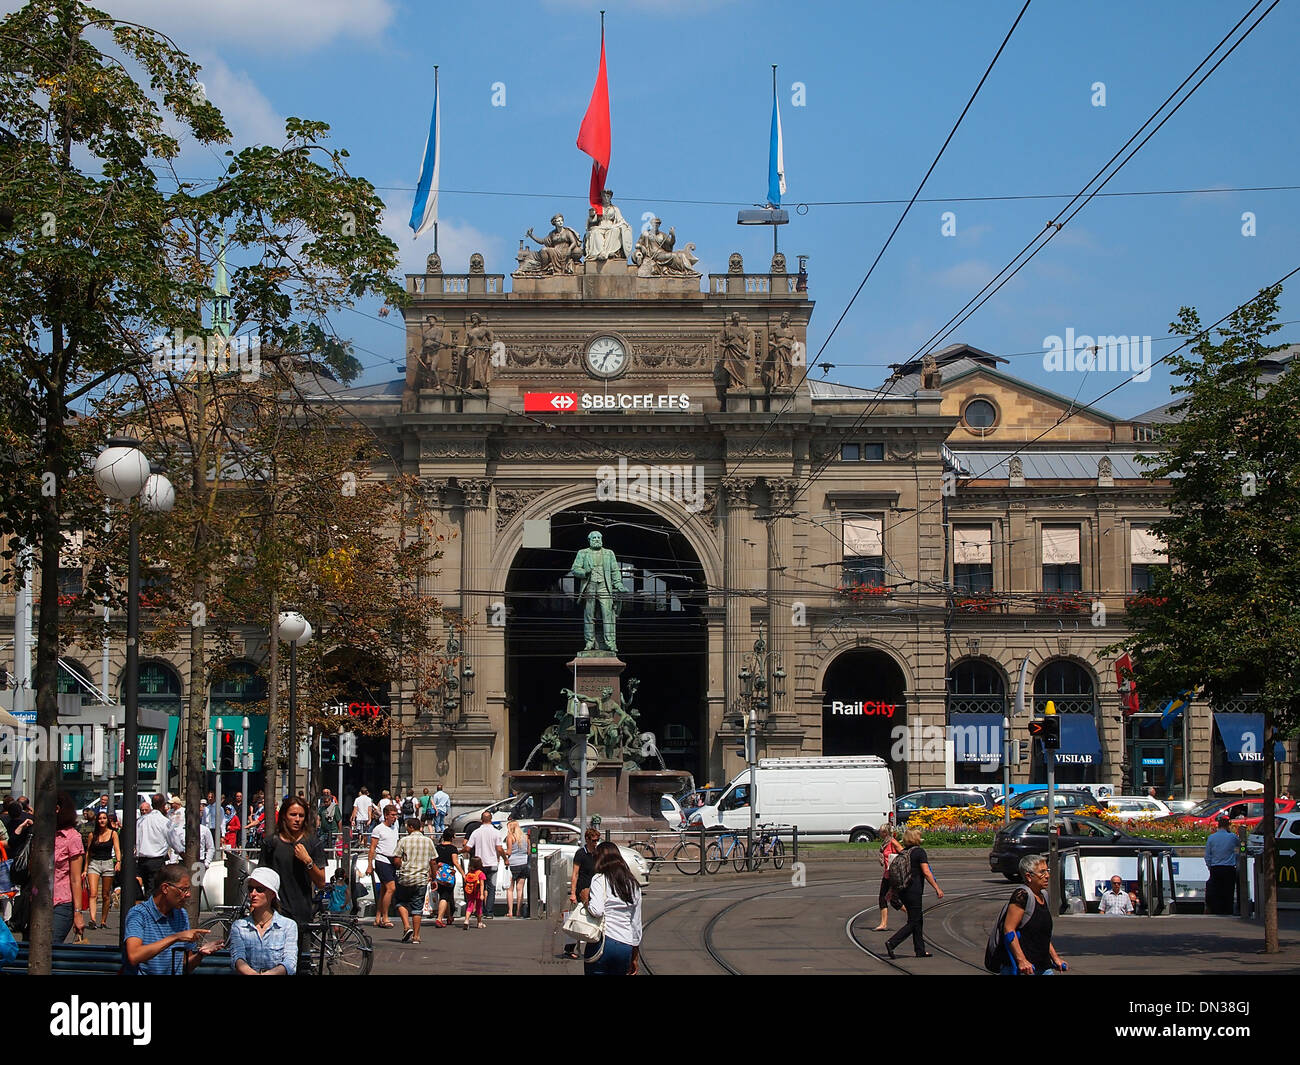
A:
585 335 628 378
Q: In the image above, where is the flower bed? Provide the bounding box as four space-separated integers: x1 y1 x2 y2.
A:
836 583 890 603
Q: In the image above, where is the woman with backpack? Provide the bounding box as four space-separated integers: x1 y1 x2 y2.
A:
884 825 943 959
872 823 902 932
996 855 1067 975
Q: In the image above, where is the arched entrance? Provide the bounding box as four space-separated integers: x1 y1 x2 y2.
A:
821 648 908 792
505 502 708 779
320 648 392 802
948 658 1007 786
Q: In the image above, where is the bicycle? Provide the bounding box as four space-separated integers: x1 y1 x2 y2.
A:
628 839 658 866
705 831 748 874
668 835 702 875
302 889 373 976
748 824 785 869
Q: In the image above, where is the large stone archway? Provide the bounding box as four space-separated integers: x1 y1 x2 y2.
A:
819 645 911 792
502 500 709 780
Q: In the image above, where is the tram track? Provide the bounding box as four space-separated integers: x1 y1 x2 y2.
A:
844 888 1008 975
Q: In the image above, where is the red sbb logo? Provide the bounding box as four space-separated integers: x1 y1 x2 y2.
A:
525 392 577 412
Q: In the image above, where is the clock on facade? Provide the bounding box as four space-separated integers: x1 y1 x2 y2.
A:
584 335 629 379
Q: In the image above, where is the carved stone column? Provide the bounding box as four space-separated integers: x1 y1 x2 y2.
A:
722 478 756 735
457 477 491 724
764 478 801 736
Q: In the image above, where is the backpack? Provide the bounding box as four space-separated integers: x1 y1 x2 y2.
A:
887 849 913 894
401 797 415 817
984 890 1037 973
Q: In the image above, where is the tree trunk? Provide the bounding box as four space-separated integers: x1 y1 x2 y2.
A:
184 570 207 926
28 386 69 973
1263 710 1278 953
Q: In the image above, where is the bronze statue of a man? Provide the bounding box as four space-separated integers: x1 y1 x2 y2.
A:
568 530 626 654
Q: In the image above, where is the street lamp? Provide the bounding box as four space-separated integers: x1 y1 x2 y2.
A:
93 437 173 941
277 611 312 799
737 623 785 869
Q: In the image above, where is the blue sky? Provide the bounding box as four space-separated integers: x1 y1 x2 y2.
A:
68 0 1300 416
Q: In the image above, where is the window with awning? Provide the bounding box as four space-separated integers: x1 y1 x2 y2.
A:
842 515 884 587
1130 525 1169 592
954 524 993 593
1042 524 1081 593
950 713 1003 766
1213 713 1286 764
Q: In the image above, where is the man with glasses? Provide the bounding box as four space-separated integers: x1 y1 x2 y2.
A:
124 864 223 975
1099 875 1135 915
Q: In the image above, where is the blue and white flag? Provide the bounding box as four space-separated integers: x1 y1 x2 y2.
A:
409 77 440 238
767 84 785 207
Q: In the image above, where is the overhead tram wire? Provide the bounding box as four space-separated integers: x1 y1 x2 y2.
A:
906 0 1280 362
783 0 1280 514
716 0 1035 487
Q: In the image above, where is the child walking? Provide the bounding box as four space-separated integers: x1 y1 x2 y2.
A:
463 856 487 929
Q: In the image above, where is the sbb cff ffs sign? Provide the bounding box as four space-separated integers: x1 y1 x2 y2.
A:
1028 717 1061 749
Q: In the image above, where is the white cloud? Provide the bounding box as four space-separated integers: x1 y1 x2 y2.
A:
100 0 395 52
379 194 502 278
932 259 994 289
195 54 284 147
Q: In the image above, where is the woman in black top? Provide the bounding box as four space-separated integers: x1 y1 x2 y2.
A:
1001 855 1067 974
259 796 327 933
432 828 464 927
84 810 121 929
884 825 944 958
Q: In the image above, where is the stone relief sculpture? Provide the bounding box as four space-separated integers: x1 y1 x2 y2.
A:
728 252 744 274
468 252 485 274
718 310 754 391
584 189 635 261
403 312 447 411
459 312 495 390
766 311 797 392
518 213 584 275
425 252 442 274
769 252 787 274
632 217 699 277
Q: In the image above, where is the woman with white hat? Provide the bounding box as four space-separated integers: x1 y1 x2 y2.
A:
228 868 299 975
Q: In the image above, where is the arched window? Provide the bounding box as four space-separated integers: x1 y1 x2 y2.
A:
948 659 1006 785
1031 660 1100 785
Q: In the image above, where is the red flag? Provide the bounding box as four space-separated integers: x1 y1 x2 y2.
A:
576 27 611 214
1115 653 1140 716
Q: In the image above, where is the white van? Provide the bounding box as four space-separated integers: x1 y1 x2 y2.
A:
696 756 895 842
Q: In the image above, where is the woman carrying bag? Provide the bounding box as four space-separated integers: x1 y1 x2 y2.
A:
583 841 642 976
872 823 902 932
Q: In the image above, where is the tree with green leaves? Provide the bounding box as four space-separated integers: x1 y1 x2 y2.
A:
0 0 403 966
1107 284 1299 952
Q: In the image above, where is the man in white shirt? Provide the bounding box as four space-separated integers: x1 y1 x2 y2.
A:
432 785 451 835
464 811 507 920
351 787 374 836
136 796 174 896
1099 876 1135 915
167 818 216 903
366 804 401 928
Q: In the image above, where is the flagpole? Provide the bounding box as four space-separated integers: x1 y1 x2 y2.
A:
433 65 439 255
772 64 779 259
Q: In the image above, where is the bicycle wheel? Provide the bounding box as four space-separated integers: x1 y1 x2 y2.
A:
308 920 374 975
731 839 749 873
671 840 701 876
705 841 727 875
771 838 785 870
629 840 657 865
205 916 232 944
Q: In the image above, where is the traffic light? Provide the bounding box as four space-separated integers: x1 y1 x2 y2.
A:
1042 715 1060 749
320 733 338 765
340 731 358 764
219 730 236 772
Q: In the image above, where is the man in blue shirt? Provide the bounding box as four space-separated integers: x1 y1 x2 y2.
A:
1204 816 1240 915
124 864 222 974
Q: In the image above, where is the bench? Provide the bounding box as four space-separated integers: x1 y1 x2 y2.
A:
1 941 235 975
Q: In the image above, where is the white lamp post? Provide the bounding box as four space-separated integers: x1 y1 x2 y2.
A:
94 438 173 940
278 611 312 798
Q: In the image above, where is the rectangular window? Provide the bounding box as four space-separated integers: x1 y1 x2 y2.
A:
842 515 884 587
953 524 993 593
1042 525 1081 593
57 529 84 599
1130 526 1168 590
840 443 860 462
840 443 885 461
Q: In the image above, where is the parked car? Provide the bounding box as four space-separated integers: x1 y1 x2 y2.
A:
1164 799 1200 815
660 794 685 830
1007 789 1097 814
894 789 994 822
450 792 537 837
1103 795 1173 821
1170 796 1295 830
988 814 1174 880
1246 811 1300 857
